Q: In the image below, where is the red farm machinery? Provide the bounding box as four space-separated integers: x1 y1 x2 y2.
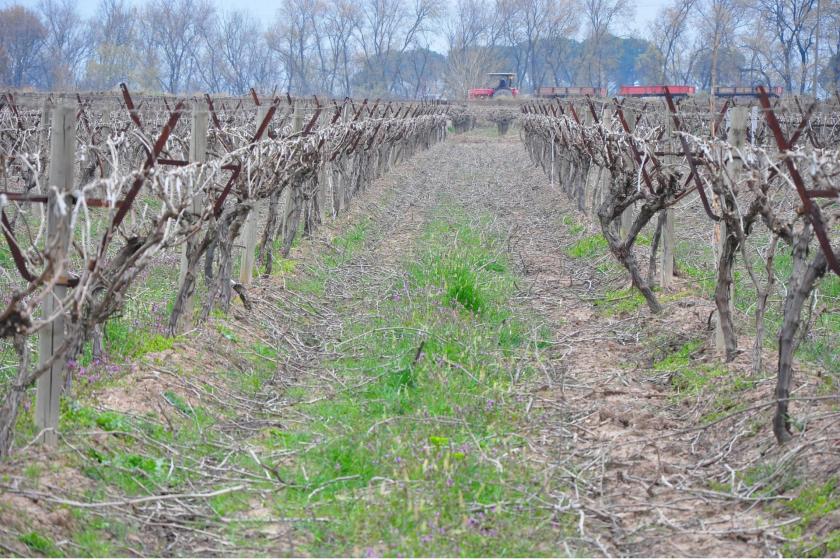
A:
468 73 519 100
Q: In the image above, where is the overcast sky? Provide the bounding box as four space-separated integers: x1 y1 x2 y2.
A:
9 0 667 48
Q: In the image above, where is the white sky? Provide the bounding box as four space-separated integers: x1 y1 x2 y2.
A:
9 0 667 50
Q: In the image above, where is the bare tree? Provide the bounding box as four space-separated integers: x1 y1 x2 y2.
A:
354 0 443 96
324 0 360 96
141 0 214 93
444 0 498 98
209 10 275 95
0 5 47 88
741 23 779 84
83 0 138 90
693 0 745 99
753 0 819 93
267 0 318 93
38 0 91 89
648 0 696 82
582 0 634 87
516 0 580 91
496 0 527 86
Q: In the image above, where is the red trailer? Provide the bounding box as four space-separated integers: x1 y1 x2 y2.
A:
713 85 783 98
537 86 607 98
619 85 696 97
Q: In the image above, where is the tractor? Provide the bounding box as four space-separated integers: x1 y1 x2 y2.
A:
468 73 519 99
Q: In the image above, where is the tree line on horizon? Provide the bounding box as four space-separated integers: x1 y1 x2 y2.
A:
1 0 839 99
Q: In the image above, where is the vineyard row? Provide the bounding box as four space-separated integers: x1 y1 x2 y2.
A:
0 87 449 454
520 90 840 444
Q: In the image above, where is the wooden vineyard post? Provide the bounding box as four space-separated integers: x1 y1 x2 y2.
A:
278 103 305 254
582 107 595 219
715 106 747 355
37 101 52 187
177 107 208 328
317 109 330 223
238 105 270 286
596 105 611 214
549 130 555 189
620 108 636 239
35 105 75 446
333 102 349 217
660 106 676 289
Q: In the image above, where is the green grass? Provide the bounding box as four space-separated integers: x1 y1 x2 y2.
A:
324 218 370 268
653 340 728 398
740 247 840 373
0 244 12 269
73 263 180 366
677 261 716 297
19 531 62 557
81 449 173 495
647 334 755 424
247 205 575 555
100 322 174 359
781 479 840 557
675 237 840 373
730 463 803 497
594 287 647 315
566 233 608 259
561 215 585 236
235 343 278 394
216 323 238 342
284 219 373 297
266 254 297 277
0 340 17 387
67 504 130 556
60 404 136 435
700 379 752 423
593 287 690 317
636 232 652 246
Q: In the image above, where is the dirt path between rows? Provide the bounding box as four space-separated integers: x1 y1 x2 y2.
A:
393 131 785 556
295 129 792 555
442 132 776 556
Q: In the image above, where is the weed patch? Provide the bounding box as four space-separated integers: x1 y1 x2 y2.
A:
19 531 61 557
567 233 608 259
781 479 840 557
325 219 370 268
652 340 729 397
258 205 577 555
594 287 647 315
561 215 585 236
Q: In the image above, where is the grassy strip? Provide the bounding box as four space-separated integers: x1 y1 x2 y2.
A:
258 205 571 556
